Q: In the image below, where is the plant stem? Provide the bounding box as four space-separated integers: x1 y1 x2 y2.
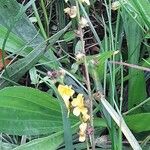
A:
76 1 95 149
32 2 47 39
40 0 49 36
123 97 150 115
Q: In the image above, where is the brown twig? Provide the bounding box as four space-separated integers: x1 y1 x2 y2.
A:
109 61 150 72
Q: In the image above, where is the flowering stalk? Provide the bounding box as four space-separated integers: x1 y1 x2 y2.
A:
63 0 95 148
76 1 95 149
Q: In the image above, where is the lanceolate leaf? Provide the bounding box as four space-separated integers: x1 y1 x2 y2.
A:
0 43 46 89
14 132 63 150
121 8 147 112
0 0 70 89
0 86 63 135
128 0 150 29
0 0 42 49
125 113 150 133
0 23 70 89
89 51 119 81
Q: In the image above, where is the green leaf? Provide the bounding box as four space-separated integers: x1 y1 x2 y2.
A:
0 25 32 56
0 0 42 49
63 31 76 42
0 0 70 89
125 113 150 133
14 132 63 150
75 40 83 55
89 51 119 81
0 42 46 89
128 0 150 30
0 24 69 89
0 86 63 135
121 7 147 112
29 67 39 84
0 142 16 150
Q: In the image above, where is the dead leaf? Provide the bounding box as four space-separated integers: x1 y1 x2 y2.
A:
0 49 11 70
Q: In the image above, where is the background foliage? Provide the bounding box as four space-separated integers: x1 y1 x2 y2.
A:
0 0 149 149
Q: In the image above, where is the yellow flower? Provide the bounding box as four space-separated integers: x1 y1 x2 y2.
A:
81 0 90 5
71 94 88 116
79 122 87 131
64 6 77 18
58 84 75 109
79 122 87 142
82 113 90 122
79 131 86 142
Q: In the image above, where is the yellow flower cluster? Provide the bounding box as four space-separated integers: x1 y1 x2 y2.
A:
58 84 90 142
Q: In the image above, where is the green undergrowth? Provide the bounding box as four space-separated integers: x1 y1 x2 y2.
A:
0 0 150 150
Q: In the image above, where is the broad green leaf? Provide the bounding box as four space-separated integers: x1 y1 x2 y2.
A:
0 86 63 135
0 0 42 49
0 0 70 89
121 8 147 112
125 113 150 133
14 132 63 150
0 142 16 150
0 25 60 69
0 25 31 56
0 0 60 67
0 24 69 89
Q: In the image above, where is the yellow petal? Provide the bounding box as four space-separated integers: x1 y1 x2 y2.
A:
81 107 88 115
58 84 74 100
79 132 86 142
79 122 87 132
82 113 90 122
71 98 78 107
71 94 84 107
58 84 74 110
73 107 81 116
79 136 86 142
